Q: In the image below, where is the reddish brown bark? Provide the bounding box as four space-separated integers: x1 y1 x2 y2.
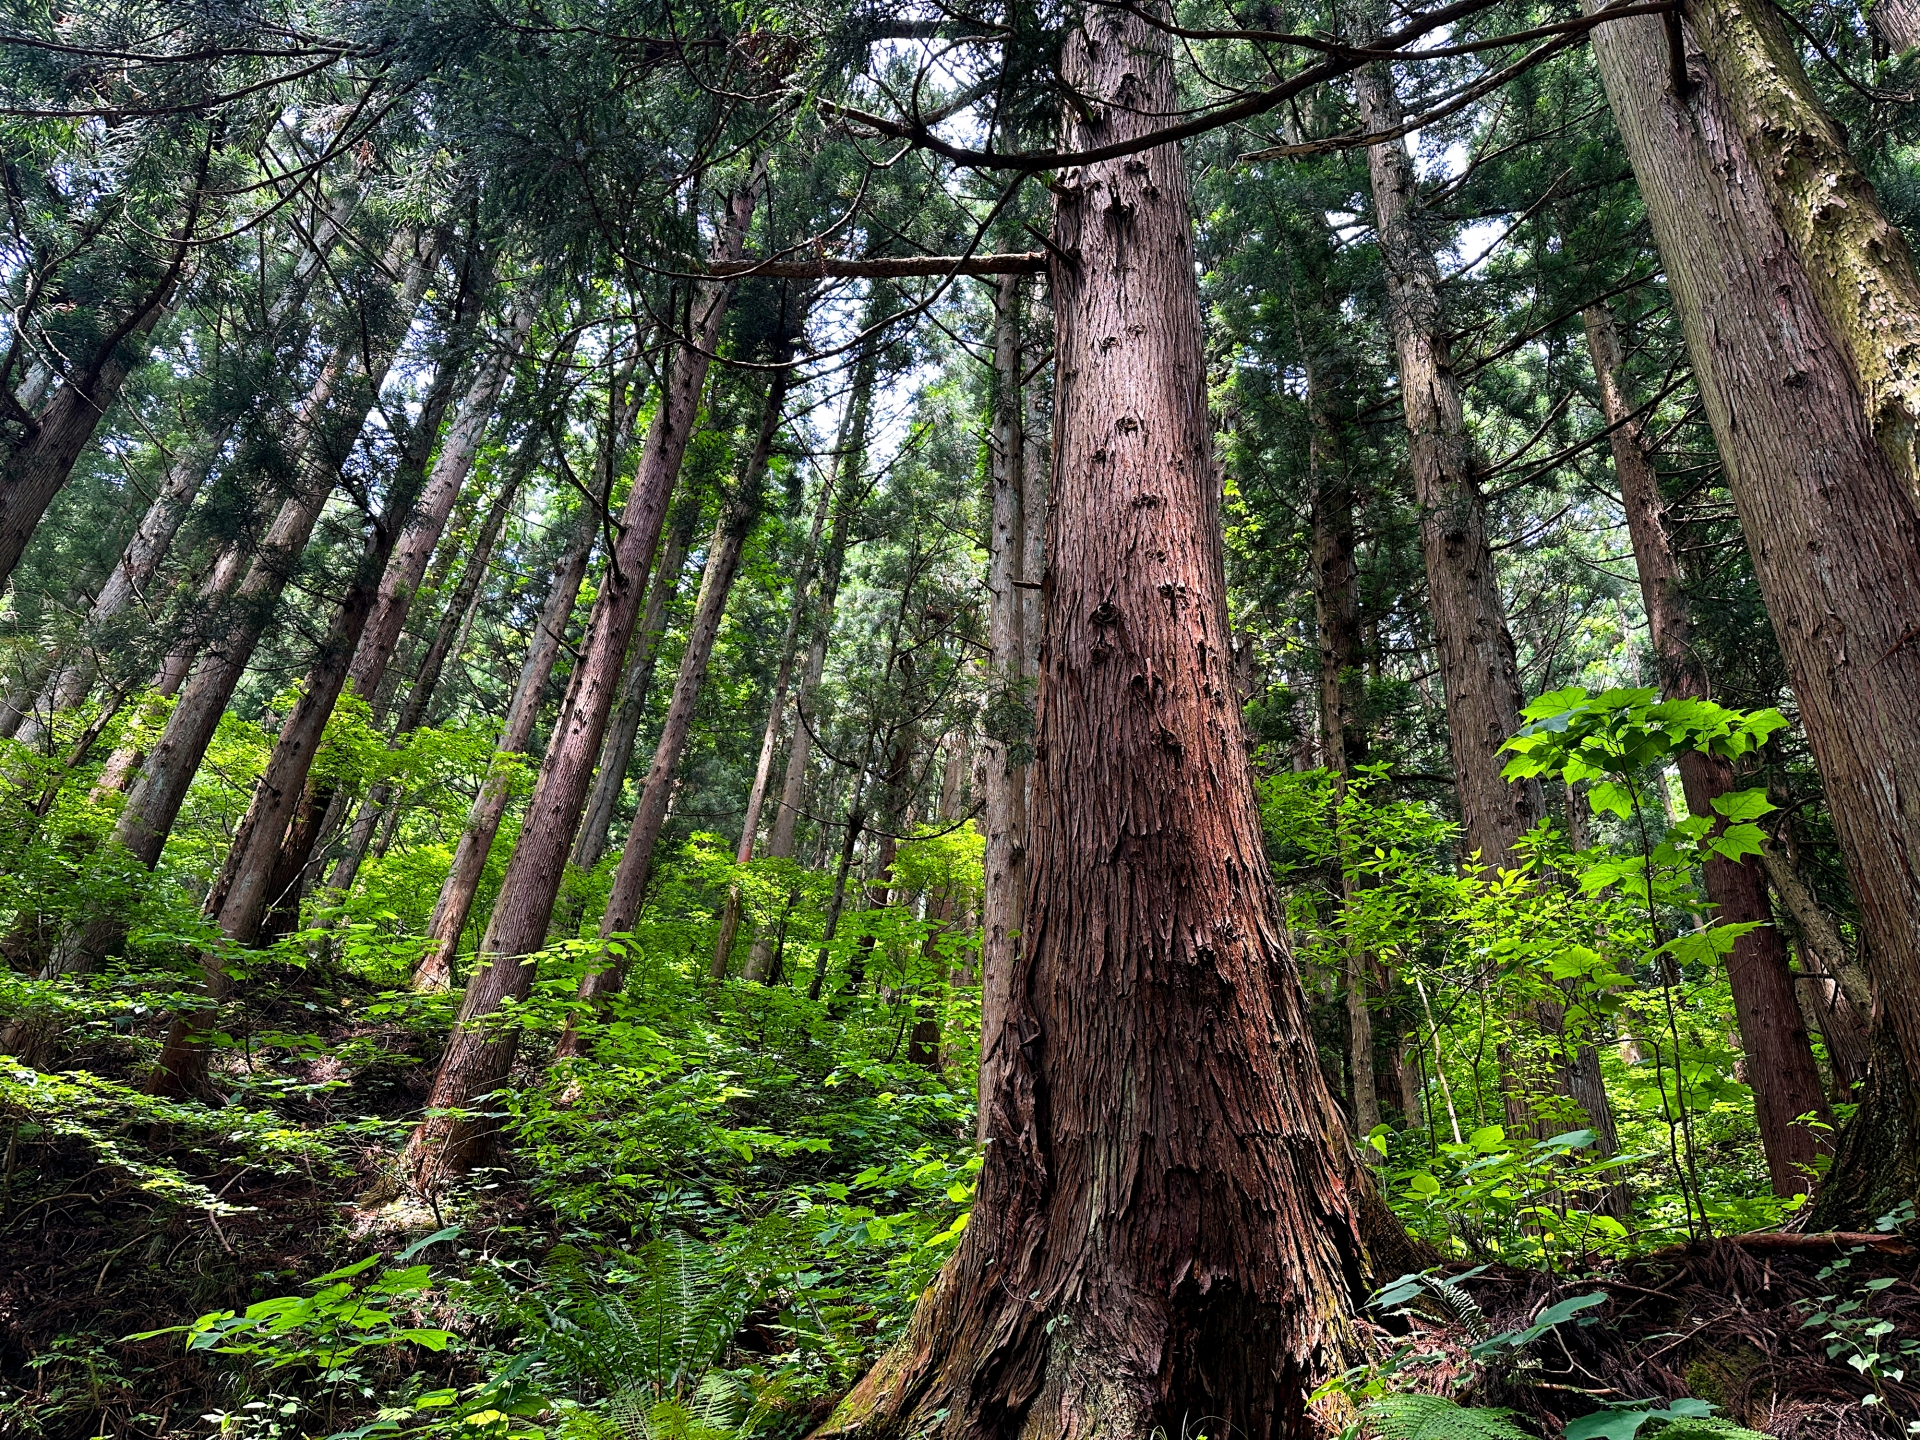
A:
1588 0 1920 1222
1355 65 1545 865
977 270 1032 1138
563 353 793 1041
147 284 487 1099
1582 301 1830 1195
570 502 698 873
405 191 752 1183
821 8 1369 1434
413 500 600 990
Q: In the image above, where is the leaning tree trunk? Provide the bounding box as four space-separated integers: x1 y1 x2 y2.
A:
413 500 601 990
819 8 1372 1435
563 353 793 1043
977 270 1033 1138
570 501 698 873
1354 62 1543 865
146 286 487 1099
405 190 752 1185
114 234 441 874
1583 300 1831 1195
712 448 837 979
1587 0 1920 1225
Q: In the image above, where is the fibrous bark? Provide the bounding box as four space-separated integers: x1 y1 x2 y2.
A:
406 189 752 1183
821 8 1371 1433
565 343 795 1038
1588 0 1920 1223
1355 62 1545 865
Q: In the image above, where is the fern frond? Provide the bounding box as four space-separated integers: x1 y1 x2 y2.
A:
1361 1394 1534 1440
1419 1277 1490 1341
1650 1421 1773 1440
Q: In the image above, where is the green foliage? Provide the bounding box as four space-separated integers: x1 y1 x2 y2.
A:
1358 1394 1532 1440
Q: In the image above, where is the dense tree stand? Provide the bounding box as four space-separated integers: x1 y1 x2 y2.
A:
817 8 1373 1437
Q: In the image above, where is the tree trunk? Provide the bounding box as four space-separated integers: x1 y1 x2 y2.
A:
405 191 752 1184
570 502 698 872
147 282 488 1099
1355 64 1544 866
564 353 793 1041
1588 0 1920 1223
822 8 1371 1433
713 430 840 979
807 776 868 1004
0 244 192 589
743 352 876 979
413 500 601 990
978 270 1032 1139
249 300 535 928
114 234 440 874
1583 300 1830 1196
1871 0 1920 49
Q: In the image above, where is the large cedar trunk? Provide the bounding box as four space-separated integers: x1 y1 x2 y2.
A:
1582 302 1830 1195
563 356 793 1042
1587 0 1920 1222
976 271 1031 1135
820 9 1370 1435
405 192 751 1184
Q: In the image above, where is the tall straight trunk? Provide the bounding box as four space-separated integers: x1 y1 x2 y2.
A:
807 773 868 1003
714 461 836 978
323 427 545 902
146 284 487 1098
414 500 601 990
571 503 698 872
977 271 1031 1138
565 356 793 1036
1305 348 1383 1145
824 7 1370 1433
1583 301 1830 1195
406 190 752 1183
1586 0 1920 1226
248 301 536 925
113 235 441 874
1355 66 1544 865
742 351 876 980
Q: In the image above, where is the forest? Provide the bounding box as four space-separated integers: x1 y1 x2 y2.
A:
2 0 1920 1435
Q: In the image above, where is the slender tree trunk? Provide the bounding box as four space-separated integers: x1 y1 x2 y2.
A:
1583 300 1830 1195
147 281 488 1098
114 235 440 874
571 503 698 872
249 301 536 927
713 440 840 979
743 354 876 980
1588 0 1920 1224
25 194 357 730
0 234 195 589
413 501 601 990
807 775 868 1003
1355 64 1544 865
823 8 1372 1432
405 191 752 1183
565 354 793 1037
977 271 1031 1138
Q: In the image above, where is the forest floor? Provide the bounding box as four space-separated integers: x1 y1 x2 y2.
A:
3 977 1916 1440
